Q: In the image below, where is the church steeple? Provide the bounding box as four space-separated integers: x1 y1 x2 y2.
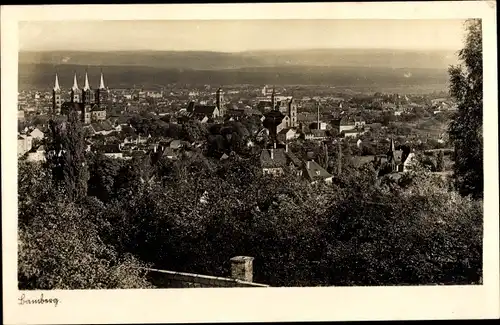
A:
216 87 223 116
83 71 91 91
99 71 106 89
82 70 94 106
53 73 61 92
72 72 79 91
390 138 396 152
70 72 81 103
52 73 62 114
96 69 108 111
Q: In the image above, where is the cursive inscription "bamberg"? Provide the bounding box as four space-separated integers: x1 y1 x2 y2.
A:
18 293 59 307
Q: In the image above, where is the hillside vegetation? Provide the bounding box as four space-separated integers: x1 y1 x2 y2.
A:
19 63 449 93
19 48 459 70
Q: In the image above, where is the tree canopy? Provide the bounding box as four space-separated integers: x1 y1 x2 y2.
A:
448 19 483 198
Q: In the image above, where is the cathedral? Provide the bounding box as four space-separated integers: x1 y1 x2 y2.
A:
53 71 109 125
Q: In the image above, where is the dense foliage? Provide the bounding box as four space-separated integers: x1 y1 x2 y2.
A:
18 124 483 288
448 19 483 199
18 162 152 289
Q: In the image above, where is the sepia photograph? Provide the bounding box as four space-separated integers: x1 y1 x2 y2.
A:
2 2 499 324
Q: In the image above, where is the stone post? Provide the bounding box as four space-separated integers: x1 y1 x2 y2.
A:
230 256 254 282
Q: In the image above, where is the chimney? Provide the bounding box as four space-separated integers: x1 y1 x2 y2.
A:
270 149 274 160
230 256 254 282
307 161 310 169
273 142 277 149
285 143 288 152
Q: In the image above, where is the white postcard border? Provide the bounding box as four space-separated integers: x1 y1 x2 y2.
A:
2 2 498 324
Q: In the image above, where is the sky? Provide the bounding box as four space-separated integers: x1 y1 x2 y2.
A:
19 19 468 52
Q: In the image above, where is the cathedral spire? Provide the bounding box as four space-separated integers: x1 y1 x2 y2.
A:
72 72 79 90
53 73 60 91
99 70 106 89
84 71 91 91
390 138 396 152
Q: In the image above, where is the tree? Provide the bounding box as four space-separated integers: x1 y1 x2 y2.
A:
87 153 125 202
18 160 60 227
18 198 152 290
46 111 89 201
448 19 483 199
181 121 208 142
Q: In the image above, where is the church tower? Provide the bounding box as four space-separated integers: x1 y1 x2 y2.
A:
387 138 398 172
216 87 224 117
70 72 81 103
52 73 62 115
80 71 93 125
82 71 94 105
96 70 108 109
288 97 297 128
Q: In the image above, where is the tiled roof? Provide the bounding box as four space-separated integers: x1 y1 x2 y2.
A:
193 105 217 115
260 148 287 168
278 128 294 135
285 150 302 167
304 160 332 182
91 104 104 112
332 116 356 125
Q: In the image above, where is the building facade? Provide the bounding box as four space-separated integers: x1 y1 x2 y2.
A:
53 71 109 124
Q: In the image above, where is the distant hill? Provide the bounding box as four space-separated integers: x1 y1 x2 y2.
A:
19 48 459 70
19 62 450 94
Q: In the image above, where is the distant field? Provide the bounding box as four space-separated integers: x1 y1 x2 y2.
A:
19 63 450 94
